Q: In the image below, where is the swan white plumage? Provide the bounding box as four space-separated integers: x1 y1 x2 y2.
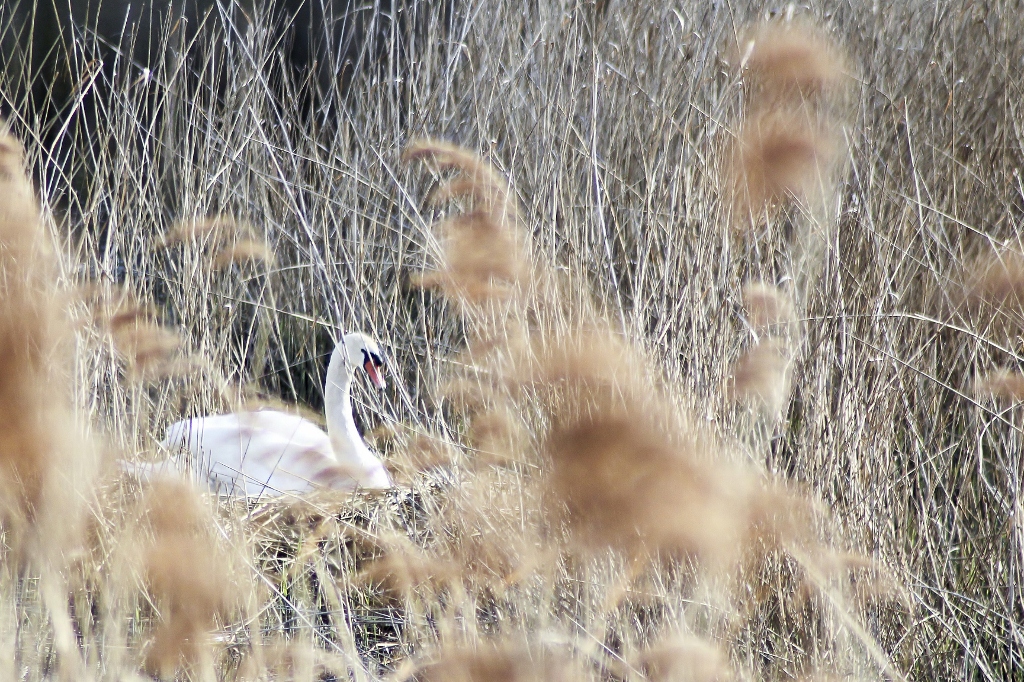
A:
154 332 392 497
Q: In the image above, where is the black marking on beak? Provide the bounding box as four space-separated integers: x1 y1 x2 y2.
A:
361 348 386 389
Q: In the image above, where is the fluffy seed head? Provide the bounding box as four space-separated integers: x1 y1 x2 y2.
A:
161 214 253 247
742 281 795 333
405 139 529 308
962 250 1024 319
141 479 227 679
737 20 846 99
211 238 276 270
109 316 184 381
404 139 513 213
418 211 528 303
732 112 834 220
414 642 581 682
729 338 792 417
545 407 744 561
634 636 731 682
974 369 1024 403
0 126 66 526
357 538 462 597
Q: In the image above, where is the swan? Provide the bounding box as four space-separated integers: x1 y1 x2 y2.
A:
154 332 393 497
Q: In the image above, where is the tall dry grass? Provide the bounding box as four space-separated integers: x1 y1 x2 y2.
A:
0 0 1022 679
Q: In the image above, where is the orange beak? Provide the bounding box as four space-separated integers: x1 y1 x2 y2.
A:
364 358 386 390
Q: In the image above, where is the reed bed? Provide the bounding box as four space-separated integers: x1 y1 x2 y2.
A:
0 0 1022 679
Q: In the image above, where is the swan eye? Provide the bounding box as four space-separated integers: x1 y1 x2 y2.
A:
360 347 384 371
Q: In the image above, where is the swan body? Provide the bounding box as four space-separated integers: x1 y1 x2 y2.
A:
158 332 392 497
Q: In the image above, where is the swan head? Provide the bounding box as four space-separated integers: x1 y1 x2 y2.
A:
342 332 386 390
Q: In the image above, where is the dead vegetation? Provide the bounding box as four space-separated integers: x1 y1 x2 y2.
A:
0 0 1020 679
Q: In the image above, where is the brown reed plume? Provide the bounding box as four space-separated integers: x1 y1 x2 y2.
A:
633 636 731 682
737 19 846 99
139 478 228 679
412 641 582 682
727 19 848 455
729 338 793 418
406 141 898 679
407 141 806 566
728 17 848 251
109 308 185 381
731 110 835 222
960 249 1024 334
974 369 1024 403
742 281 795 334
163 214 275 271
0 125 75 532
403 139 529 308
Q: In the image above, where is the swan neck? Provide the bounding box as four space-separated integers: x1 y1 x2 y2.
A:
324 348 361 454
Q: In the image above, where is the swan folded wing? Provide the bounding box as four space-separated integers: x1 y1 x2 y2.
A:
162 411 375 496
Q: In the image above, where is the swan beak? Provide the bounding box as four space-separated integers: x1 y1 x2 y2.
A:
364 359 387 390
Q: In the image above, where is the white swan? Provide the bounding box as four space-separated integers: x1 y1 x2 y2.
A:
156 332 392 497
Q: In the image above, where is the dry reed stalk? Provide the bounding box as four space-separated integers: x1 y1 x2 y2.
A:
239 635 365 682
544 407 741 559
0 125 107 680
140 478 228 679
0 129 61 524
545 391 809 566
